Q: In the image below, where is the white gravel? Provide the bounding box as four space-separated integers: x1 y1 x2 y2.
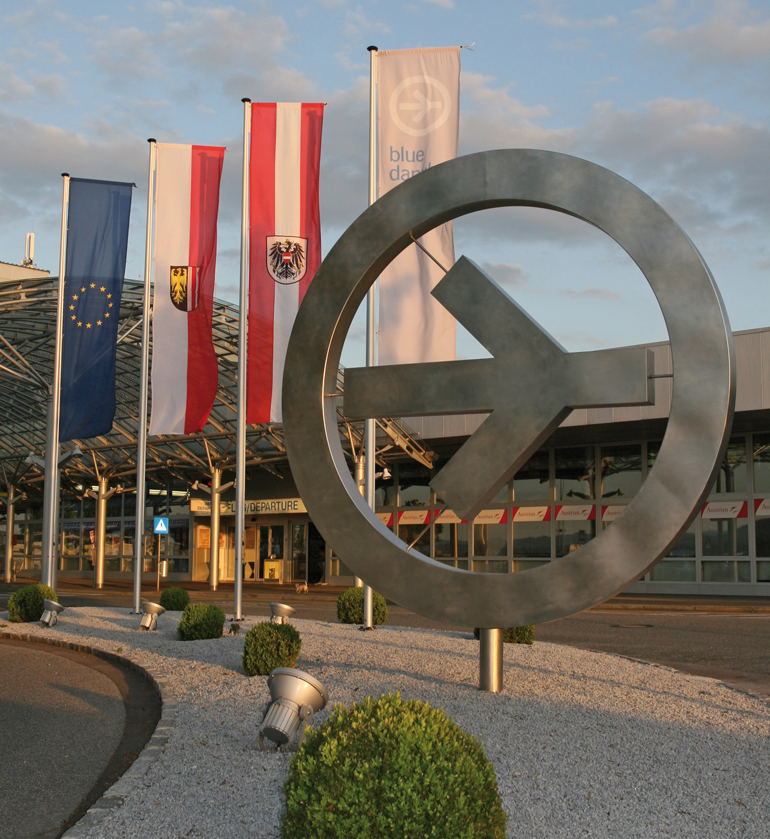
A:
3 606 770 838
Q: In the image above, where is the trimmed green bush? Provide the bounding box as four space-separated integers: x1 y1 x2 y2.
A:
242 621 301 676
336 586 388 625
159 587 190 611
473 625 535 645
176 603 225 641
281 693 507 839
8 584 57 623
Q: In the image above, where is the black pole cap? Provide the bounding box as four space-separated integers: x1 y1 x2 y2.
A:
147 138 156 144
242 97 251 103
367 45 378 51
61 173 69 178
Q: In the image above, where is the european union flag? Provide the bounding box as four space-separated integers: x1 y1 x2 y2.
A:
59 178 133 442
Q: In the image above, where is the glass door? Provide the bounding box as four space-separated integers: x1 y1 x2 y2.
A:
258 524 284 581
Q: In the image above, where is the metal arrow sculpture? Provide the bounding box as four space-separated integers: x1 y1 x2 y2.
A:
282 149 735 634
344 256 654 523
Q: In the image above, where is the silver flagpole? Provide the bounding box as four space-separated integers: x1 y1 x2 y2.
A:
134 139 157 614
41 173 70 590
362 45 379 629
234 98 251 621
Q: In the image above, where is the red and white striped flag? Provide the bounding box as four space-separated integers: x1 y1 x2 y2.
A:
149 143 225 435
247 102 324 423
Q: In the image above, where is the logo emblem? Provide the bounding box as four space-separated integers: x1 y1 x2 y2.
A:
390 75 452 137
170 266 199 312
267 237 307 285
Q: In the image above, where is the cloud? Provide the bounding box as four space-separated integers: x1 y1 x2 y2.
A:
0 64 34 101
421 0 455 8
561 286 621 300
647 9 770 63
342 7 391 38
479 261 531 291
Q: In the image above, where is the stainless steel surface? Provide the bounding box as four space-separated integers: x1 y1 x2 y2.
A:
479 628 503 692
3 484 17 584
267 667 329 710
41 174 69 589
141 601 165 615
283 149 735 628
40 598 65 626
134 139 156 615
269 601 295 623
140 600 164 630
93 476 111 590
261 698 301 745
234 98 251 622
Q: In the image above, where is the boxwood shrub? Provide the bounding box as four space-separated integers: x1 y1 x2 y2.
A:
177 603 225 641
8 584 57 623
159 587 190 611
281 693 507 839
473 625 535 645
242 621 301 676
336 586 388 625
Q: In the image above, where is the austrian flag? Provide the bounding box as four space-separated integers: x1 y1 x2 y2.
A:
149 143 225 435
247 102 324 424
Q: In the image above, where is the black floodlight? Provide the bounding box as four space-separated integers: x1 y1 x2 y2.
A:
259 667 328 750
269 602 295 625
40 600 64 627
140 600 165 631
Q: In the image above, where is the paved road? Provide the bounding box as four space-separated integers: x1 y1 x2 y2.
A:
0 639 161 839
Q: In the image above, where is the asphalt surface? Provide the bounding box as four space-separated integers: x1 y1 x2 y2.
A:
0 638 161 839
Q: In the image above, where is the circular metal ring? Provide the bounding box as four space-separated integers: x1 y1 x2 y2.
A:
283 149 735 627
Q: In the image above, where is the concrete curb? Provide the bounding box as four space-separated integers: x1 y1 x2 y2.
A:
0 629 174 839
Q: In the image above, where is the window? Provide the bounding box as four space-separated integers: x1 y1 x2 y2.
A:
398 463 432 507
555 520 595 557
555 446 595 501
708 436 747 496
434 522 468 558
702 518 748 557
473 523 507 557
600 444 642 500
512 522 551 558
514 451 550 503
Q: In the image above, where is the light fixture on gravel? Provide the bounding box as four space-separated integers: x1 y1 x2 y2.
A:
259 667 328 750
40 600 64 627
269 602 295 625
139 601 165 631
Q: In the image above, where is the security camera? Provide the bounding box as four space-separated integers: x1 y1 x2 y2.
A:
139 601 165 631
40 600 64 627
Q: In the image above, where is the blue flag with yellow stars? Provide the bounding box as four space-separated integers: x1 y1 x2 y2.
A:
59 178 133 442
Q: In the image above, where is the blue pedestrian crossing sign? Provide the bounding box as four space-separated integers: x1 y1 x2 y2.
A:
154 517 169 534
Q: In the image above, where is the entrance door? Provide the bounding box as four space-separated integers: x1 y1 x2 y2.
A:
290 523 325 584
258 524 284 581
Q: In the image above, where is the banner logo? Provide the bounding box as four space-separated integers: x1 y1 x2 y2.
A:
390 75 452 137
267 236 307 284
170 266 199 312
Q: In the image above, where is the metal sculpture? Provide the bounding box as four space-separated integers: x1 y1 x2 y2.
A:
283 149 735 635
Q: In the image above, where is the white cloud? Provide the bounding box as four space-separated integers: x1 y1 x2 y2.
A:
0 64 34 101
421 0 455 8
561 286 621 300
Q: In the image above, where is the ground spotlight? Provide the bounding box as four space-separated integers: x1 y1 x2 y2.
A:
140 601 165 631
40 600 64 627
259 667 328 750
269 602 295 625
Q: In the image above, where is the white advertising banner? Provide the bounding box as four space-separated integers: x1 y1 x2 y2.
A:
377 47 460 365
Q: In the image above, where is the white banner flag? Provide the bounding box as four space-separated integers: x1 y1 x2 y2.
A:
377 46 460 365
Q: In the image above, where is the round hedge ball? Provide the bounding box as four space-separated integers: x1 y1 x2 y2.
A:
242 621 302 676
176 603 226 641
7 584 57 623
336 586 388 625
281 693 507 839
159 587 190 612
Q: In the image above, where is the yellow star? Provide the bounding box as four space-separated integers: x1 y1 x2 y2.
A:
90 283 95 289
108 302 113 308
71 315 76 320
69 304 74 310
86 323 91 329
77 321 82 327
107 293 112 299
81 287 85 292
100 286 105 292
97 320 102 326
72 295 78 301
105 312 110 318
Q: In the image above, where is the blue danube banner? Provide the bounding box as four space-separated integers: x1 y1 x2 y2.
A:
59 178 133 442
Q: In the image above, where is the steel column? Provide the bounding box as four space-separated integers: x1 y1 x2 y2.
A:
209 467 222 591
94 476 109 589
479 628 503 692
4 485 15 583
353 455 364 588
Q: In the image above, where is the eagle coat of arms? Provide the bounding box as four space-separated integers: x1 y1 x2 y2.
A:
267 236 307 284
170 266 200 312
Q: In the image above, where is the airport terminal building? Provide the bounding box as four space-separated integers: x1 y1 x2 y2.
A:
3 260 770 597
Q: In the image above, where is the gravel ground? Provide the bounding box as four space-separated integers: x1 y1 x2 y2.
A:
3 606 770 838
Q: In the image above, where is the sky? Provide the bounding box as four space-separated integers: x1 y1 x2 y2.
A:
1 0 769 364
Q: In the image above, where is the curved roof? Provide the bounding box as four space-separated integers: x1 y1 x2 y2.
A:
0 274 433 498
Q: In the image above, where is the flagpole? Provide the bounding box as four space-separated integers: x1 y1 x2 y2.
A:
41 173 69 590
362 45 379 629
235 98 251 622
134 139 156 614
